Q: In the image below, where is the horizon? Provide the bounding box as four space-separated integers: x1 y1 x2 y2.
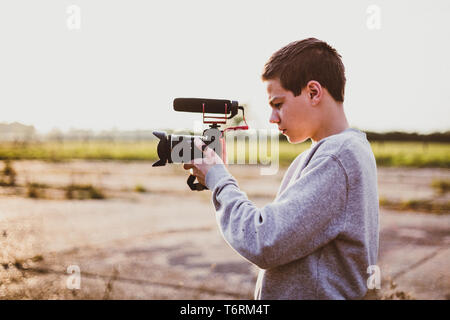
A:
1 120 449 136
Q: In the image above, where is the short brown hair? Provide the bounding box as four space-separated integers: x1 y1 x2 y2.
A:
262 38 346 102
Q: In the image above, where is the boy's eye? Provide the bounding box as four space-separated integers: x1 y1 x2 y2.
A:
274 103 282 109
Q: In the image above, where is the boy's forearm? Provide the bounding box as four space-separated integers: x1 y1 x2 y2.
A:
206 164 274 268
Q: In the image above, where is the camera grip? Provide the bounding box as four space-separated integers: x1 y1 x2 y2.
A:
187 174 208 191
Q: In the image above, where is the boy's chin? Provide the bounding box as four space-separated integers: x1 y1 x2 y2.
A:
287 135 308 144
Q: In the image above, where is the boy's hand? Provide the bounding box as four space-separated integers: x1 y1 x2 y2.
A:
183 138 224 187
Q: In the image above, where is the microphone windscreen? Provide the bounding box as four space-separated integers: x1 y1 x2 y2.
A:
173 98 233 114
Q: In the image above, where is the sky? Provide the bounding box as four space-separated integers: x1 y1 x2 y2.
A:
0 0 449 134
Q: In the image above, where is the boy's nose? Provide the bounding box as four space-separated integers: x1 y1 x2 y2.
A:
269 110 280 124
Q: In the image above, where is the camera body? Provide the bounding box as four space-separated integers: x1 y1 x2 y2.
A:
152 127 223 167
153 98 247 191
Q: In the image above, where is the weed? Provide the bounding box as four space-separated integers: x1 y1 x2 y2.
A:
26 183 45 199
103 267 119 300
65 184 105 200
379 198 450 214
431 179 450 194
134 184 147 193
380 280 415 300
27 182 49 189
0 160 16 186
31 255 44 262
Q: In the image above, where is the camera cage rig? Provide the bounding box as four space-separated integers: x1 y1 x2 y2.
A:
190 100 249 190
202 101 248 130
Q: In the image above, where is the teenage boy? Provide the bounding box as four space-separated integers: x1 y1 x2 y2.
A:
184 38 379 300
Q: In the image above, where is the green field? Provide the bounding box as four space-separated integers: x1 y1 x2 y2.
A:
0 141 448 168
370 142 450 168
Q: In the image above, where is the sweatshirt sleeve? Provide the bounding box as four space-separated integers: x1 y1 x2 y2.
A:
205 155 348 270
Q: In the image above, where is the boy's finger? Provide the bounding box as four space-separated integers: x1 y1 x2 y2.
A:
194 138 208 153
183 163 195 170
192 167 202 176
194 138 217 161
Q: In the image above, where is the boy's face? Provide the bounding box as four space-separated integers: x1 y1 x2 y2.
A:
266 78 317 144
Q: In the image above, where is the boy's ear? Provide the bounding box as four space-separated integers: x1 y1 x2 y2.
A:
306 80 322 105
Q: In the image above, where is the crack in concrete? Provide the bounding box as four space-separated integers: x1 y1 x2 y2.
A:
392 246 448 280
14 265 250 299
43 226 215 257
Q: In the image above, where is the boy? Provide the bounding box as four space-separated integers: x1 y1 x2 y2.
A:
184 38 379 299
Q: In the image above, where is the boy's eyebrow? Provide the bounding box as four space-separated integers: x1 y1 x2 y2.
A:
269 96 283 106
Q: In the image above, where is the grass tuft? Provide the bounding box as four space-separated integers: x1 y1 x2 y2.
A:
65 184 105 200
431 179 450 194
134 184 147 193
0 160 16 186
26 183 45 199
380 197 450 215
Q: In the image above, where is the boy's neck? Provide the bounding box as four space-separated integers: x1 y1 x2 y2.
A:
310 103 349 143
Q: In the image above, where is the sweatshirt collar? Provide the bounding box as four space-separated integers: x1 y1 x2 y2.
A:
311 128 365 147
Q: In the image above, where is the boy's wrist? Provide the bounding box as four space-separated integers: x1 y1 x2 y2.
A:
205 164 231 190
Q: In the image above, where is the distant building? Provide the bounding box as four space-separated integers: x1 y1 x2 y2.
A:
0 122 36 141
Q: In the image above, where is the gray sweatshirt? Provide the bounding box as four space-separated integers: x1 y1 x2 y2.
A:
205 128 379 299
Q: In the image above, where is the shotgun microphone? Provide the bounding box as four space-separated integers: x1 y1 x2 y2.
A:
173 98 239 116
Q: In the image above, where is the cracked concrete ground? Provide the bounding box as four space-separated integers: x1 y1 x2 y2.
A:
0 161 449 299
